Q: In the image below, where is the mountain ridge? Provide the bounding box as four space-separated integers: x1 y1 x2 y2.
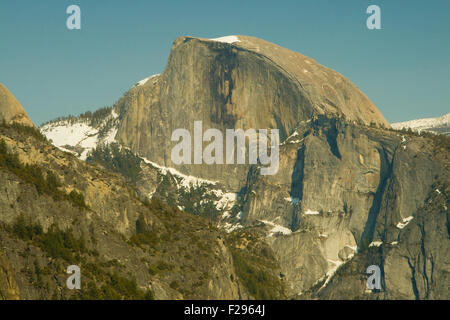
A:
392 112 450 135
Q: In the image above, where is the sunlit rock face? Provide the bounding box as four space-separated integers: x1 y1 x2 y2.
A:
0 83 34 127
116 35 389 190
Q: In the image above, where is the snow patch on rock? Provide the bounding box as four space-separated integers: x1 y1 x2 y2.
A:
284 196 300 205
260 220 292 237
40 108 119 160
304 209 320 215
222 222 243 233
210 35 240 44
140 156 217 188
135 74 160 87
396 216 414 229
369 241 383 247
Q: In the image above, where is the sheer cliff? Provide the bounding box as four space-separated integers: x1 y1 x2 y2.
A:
240 117 449 298
115 35 389 189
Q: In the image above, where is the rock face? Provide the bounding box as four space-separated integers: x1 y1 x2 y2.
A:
307 177 449 300
37 35 449 300
241 116 448 297
116 35 389 189
0 83 34 127
0 251 20 300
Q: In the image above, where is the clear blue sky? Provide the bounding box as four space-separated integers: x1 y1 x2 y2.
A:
1 0 449 125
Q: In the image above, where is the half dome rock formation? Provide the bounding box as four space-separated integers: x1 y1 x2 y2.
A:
223 35 389 127
115 35 389 188
0 83 34 127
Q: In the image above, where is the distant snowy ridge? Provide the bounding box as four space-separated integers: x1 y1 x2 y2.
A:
391 112 450 135
40 108 119 160
41 73 163 157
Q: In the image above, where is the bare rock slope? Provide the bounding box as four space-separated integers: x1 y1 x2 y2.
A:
0 83 34 127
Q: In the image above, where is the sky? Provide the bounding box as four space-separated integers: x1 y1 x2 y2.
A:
0 0 449 125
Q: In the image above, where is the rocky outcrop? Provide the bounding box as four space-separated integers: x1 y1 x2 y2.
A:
240 116 448 298
0 251 20 300
0 83 34 127
0 122 245 300
306 179 449 300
